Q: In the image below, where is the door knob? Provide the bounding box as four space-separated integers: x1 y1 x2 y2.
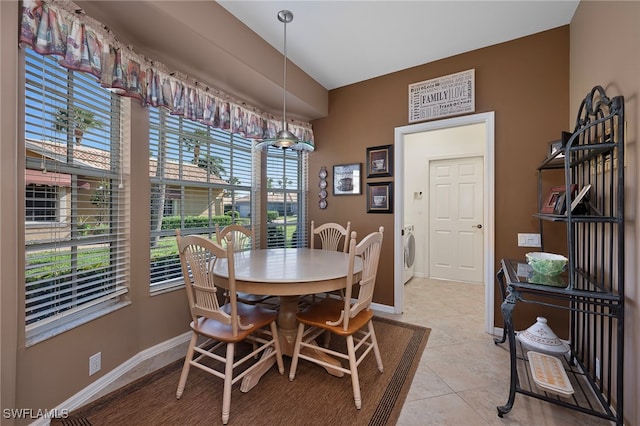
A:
473 224 483 229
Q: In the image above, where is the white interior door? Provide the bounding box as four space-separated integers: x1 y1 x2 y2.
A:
429 156 483 282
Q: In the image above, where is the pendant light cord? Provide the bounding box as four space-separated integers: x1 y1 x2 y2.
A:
278 10 293 133
282 16 287 130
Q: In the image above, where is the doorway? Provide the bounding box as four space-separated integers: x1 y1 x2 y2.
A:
392 112 495 334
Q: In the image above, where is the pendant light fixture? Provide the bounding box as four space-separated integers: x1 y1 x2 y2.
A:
255 10 313 152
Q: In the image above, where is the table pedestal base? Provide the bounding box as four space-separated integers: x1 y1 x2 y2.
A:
240 296 345 392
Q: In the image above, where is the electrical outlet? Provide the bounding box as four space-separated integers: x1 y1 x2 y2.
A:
595 357 601 380
89 352 101 376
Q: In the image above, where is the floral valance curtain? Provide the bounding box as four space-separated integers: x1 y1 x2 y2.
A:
19 0 315 148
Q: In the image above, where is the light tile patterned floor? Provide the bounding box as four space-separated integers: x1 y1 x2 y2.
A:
377 277 612 425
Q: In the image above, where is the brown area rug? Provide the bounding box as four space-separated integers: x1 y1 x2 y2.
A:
56 317 430 426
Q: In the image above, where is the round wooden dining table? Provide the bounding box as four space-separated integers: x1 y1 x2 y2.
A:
212 248 363 391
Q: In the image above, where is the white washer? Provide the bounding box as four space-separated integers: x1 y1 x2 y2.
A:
403 224 416 284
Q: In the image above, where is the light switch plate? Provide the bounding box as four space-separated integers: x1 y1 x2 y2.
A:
518 233 541 247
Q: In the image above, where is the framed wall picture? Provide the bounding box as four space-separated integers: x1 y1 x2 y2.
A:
366 182 393 213
366 144 393 177
333 163 362 195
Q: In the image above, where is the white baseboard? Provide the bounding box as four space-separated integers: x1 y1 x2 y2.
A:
31 332 191 426
371 302 394 314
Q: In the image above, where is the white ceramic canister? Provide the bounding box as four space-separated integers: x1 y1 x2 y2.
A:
516 316 570 357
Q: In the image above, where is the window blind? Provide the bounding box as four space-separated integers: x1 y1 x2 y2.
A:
24 49 129 341
148 108 254 291
265 149 308 248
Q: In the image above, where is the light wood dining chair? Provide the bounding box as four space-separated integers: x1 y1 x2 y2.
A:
289 227 384 410
216 224 275 306
310 220 351 253
175 230 284 425
215 223 254 252
309 220 352 303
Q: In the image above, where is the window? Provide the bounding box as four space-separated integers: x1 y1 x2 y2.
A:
24 49 128 344
265 148 308 248
25 184 58 222
149 108 254 291
163 199 176 216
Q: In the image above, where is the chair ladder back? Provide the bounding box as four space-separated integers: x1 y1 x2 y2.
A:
215 223 254 252
311 220 351 253
176 230 243 334
345 227 384 329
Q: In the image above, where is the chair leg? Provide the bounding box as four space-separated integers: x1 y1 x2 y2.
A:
176 333 197 399
368 320 384 372
346 335 362 409
270 322 285 374
322 330 332 348
289 322 305 381
221 342 235 425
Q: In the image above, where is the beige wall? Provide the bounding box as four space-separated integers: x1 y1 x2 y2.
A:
570 2 640 424
1 0 20 418
311 26 571 330
2 1 638 424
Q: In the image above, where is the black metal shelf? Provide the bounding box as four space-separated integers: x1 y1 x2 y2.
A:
498 86 625 425
501 260 622 302
497 259 624 424
511 340 619 423
533 213 617 223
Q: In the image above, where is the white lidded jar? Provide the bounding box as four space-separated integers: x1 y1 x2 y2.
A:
517 316 570 357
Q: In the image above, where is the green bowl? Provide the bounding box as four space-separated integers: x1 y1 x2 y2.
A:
526 252 568 276
529 271 566 287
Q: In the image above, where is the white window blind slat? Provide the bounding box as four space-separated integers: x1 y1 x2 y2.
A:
25 286 128 332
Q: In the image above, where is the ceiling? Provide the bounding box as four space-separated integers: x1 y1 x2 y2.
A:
218 0 580 90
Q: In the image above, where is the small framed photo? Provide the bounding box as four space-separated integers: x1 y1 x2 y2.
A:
570 184 592 213
541 186 564 214
366 182 393 213
333 163 362 195
366 144 393 177
549 140 564 159
553 192 567 215
541 185 576 214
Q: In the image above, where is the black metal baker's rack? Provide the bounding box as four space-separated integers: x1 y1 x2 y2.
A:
496 86 625 424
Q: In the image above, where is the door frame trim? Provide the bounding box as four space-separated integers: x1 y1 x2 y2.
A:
393 112 495 334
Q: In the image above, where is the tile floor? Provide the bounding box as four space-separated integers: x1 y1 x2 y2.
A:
379 277 613 425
